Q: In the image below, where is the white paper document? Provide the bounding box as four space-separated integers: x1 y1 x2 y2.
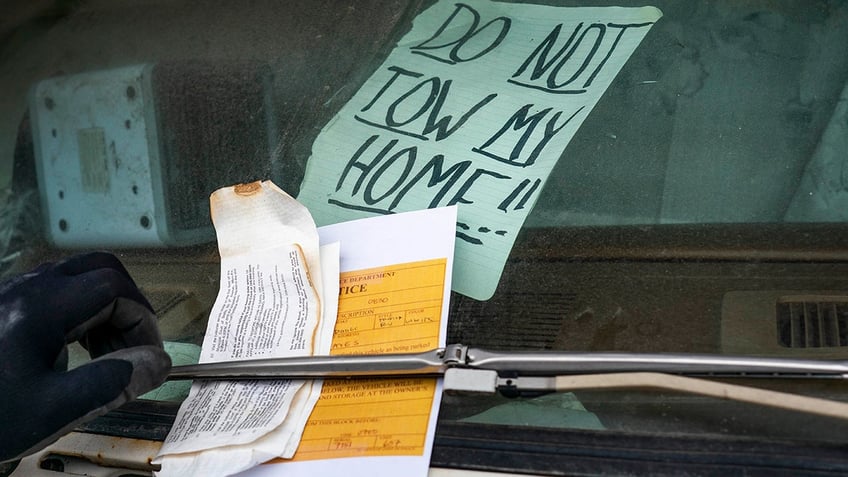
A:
238 206 457 477
156 180 455 477
297 0 662 300
155 182 339 476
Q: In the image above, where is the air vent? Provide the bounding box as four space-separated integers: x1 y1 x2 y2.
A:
776 298 848 348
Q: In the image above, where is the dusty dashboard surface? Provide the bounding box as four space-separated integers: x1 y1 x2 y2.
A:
3 0 848 475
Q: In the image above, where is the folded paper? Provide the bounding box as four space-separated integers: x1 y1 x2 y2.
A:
155 181 339 476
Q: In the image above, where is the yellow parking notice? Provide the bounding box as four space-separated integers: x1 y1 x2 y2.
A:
292 258 446 460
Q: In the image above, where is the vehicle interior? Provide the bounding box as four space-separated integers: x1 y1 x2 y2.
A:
2 0 848 475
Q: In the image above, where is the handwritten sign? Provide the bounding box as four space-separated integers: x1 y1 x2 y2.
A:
298 0 662 300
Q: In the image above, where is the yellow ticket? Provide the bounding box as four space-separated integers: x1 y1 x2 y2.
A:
292 258 446 460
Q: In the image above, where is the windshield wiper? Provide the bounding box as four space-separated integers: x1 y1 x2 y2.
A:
169 344 848 380
168 344 848 419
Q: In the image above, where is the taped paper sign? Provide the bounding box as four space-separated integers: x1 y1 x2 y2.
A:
297 0 662 300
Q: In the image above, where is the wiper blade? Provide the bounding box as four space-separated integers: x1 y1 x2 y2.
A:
168 344 848 419
168 344 848 380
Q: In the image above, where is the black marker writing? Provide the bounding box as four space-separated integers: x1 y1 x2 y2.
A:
473 104 584 167
356 66 496 141
332 134 514 216
320 4 659 249
455 222 509 245
410 3 511 65
509 21 655 94
498 178 542 212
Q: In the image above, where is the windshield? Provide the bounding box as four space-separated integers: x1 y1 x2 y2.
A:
2 0 848 473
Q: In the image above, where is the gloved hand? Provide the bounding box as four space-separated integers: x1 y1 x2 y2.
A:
0 252 172 462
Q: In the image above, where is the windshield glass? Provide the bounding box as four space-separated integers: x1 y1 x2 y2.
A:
2 0 848 470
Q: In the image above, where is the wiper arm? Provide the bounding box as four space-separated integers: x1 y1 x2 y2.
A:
169 343 848 380
168 344 848 419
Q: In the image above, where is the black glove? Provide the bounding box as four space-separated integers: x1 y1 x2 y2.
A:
0 252 172 462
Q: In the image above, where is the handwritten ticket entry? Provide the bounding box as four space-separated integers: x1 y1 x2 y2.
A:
297 0 662 300
291 258 446 460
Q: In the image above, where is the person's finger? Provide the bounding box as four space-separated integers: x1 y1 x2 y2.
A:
53 252 133 282
72 298 164 356
0 252 111 296
47 266 153 336
7 359 130 461
6 345 171 461
54 251 153 312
